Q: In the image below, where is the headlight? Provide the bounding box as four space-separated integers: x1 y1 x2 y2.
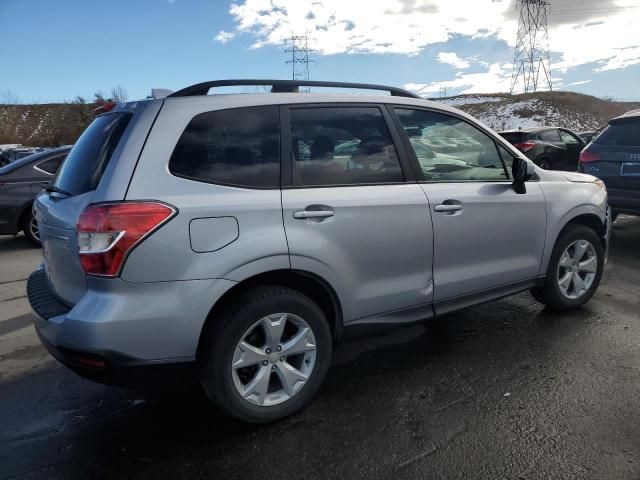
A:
593 179 605 189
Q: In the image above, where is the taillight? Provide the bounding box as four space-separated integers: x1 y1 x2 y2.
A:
77 202 176 277
513 141 536 153
579 151 602 163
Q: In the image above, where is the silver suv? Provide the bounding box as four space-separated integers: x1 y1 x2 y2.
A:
28 80 610 423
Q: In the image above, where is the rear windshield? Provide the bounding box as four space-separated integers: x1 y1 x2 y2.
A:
499 132 526 144
594 120 640 147
54 113 131 195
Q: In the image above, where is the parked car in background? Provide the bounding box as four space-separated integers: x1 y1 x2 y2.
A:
579 109 640 220
0 147 41 167
499 127 586 171
0 146 71 244
578 130 600 144
28 80 609 423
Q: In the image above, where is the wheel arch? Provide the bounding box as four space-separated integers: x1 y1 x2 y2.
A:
197 269 344 359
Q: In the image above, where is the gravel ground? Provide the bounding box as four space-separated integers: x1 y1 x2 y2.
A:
1 217 639 480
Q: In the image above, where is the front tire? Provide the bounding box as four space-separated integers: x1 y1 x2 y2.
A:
531 225 604 310
198 286 333 423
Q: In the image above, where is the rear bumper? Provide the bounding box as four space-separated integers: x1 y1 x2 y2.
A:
27 268 236 385
607 188 640 215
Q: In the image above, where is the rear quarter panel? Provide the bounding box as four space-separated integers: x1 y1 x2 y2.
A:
121 97 289 284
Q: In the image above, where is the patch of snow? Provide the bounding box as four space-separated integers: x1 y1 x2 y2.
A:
439 96 505 106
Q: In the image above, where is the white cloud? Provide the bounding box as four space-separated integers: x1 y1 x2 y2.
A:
222 0 640 91
214 30 235 44
406 62 513 96
437 52 470 69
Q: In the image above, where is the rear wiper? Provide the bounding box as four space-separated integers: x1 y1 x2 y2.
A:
45 186 72 197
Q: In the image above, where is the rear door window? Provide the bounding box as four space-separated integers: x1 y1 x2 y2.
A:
594 121 640 146
54 113 131 195
289 107 404 186
169 106 280 188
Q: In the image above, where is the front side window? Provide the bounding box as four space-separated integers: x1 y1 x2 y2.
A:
559 129 581 145
289 107 404 186
169 106 280 188
394 108 509 182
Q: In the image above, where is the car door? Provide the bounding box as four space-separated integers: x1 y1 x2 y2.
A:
559 129 585 171
280 105 434 324
536 128 566 169
391 106 547 314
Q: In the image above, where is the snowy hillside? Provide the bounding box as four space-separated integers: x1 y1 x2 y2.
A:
434 92 639 133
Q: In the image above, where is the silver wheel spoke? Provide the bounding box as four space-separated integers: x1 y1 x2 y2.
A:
262 314 287 349
559 251 572 268
281 327 316 356
275 362 308 396
578 256 597 273
572 272 586 294
242 365 272 405
232 341 268 369
572 241 588 262
558 271 572 294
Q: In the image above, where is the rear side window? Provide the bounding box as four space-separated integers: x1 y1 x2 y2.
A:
169 106 280 188
35 155 66 175
594 121 640 146
289 107 404 186
54 113 131 195
499 132 525 144
538 129 561 142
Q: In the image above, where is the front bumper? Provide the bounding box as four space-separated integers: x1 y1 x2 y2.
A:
27 268 236 385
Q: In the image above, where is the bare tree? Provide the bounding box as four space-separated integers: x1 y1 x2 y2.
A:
94 90 107 104
71 95 87 104
110 85 128 103
0 90 20 104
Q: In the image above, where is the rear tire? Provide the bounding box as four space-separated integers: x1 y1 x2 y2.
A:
21 209 41 246
531 225 604 310
198 285 332 423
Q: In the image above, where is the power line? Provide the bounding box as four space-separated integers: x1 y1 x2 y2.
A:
510 0 553 94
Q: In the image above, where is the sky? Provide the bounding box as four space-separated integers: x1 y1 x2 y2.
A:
0 0 639 103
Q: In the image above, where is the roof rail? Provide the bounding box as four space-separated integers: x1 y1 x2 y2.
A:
167 79 421 99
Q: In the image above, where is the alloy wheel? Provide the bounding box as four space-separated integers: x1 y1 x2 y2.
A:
231 313 317 407
556 239 598 299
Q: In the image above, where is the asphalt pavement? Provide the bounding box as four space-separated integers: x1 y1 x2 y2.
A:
1 218 639 480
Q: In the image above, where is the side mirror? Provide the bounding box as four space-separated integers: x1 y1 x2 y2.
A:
512 157 535 194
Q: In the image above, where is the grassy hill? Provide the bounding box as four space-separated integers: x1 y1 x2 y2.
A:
435 91 640 132
1 91 638 148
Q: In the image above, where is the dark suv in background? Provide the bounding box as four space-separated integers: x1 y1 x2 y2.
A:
499 127 586 171
0 146 71 244
579 110 640 219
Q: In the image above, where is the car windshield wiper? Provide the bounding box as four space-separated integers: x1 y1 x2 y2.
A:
45 186 72 197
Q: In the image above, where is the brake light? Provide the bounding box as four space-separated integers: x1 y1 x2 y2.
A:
579 151 602 163
513 141 536 153
77 202 176 277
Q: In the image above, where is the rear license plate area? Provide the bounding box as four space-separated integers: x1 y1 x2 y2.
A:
621 163 640 176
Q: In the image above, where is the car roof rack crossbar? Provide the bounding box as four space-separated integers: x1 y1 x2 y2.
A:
168 79 421 99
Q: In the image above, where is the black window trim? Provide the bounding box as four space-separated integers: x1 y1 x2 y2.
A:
168 105 283 190
280 102 417 189
386 104 522 184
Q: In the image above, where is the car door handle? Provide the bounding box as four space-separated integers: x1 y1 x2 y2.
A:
293 209 335 219
434 204 463 212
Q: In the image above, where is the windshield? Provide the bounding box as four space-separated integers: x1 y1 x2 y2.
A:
54 113 131 195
